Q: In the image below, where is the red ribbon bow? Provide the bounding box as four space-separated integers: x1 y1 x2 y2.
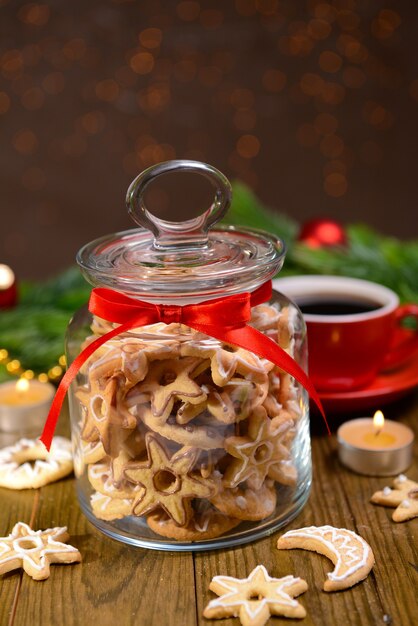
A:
40 280 328 449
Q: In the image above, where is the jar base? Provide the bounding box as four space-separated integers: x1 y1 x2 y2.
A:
77 478 311 552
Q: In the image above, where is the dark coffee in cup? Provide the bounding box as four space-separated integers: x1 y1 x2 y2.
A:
298 299 380 316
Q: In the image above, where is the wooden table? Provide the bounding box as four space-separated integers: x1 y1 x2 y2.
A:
1 392 417 626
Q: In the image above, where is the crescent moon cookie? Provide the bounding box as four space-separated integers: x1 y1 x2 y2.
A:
203 564 308 625
371 474 418 522
277 525 374 592
0 437 73 489
0 522 81 580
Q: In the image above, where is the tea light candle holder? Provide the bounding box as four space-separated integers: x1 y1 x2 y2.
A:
337 411 414 476
0 378 55 434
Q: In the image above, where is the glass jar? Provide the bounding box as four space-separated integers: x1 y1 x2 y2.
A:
67 160 311 550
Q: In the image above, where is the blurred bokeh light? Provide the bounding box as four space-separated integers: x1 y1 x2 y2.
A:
0 0 417 279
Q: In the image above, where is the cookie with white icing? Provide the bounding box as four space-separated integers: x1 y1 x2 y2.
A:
277 525 374 592
0 437 73 489
204 564 308 625
90 491 134 520
371 474 418 522
0 522 81 580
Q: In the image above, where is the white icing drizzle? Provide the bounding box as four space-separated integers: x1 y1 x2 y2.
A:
281 525 370 582
383 487 392 495
397 474 407 483
400 499 410 508
194 513 210 533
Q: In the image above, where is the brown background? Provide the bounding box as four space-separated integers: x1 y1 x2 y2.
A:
1 0 417 281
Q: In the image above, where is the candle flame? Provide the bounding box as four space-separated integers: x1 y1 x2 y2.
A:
373 410 385 432
16 378 30 393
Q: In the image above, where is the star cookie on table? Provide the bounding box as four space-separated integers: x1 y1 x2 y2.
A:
203 564 308 625
0 522 81 581
123 433 216 525
371 474 418 522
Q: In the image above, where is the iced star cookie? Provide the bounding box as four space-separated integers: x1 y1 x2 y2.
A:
0 437 73 489
0 522 81 580
371 474 418 522
203 564 308 625
277 525 374 591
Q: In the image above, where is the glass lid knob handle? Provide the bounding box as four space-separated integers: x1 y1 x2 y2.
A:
126 160 232 249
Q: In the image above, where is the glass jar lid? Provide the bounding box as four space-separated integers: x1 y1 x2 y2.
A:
77 160 286 300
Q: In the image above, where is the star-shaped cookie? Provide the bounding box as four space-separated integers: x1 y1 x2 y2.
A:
124 434 216 525
135 357 207 421
371 474 418 522
0 522 81 580
203 564 308 625
223 407 296 490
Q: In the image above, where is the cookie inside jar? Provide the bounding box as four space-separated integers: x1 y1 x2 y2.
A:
72 299 310 546
67 160 312 550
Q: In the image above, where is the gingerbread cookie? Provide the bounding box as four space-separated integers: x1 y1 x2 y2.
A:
90 491 134 520
88 461 140 499
147 506 241 541
138 406 227 449
223 407 296 490
0 522 81 580
123 433 216 525
73 440 105 477
277 525 374 591
0 437 73 489
210 480 277 521
371 474 418 522
203 564 308 625
134 357 207 421
76 375 137 453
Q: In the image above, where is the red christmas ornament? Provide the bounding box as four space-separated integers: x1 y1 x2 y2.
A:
298 218 347 249
0 264 18 309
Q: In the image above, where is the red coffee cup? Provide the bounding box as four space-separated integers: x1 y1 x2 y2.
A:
273 276 418 392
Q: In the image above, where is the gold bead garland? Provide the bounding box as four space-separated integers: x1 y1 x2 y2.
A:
0 348 66 383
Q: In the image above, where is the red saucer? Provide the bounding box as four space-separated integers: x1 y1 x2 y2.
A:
318 354 418 413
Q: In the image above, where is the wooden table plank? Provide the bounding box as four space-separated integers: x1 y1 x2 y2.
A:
1 392 417 626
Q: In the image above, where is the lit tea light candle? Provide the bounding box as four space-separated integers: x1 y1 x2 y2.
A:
0 378 55 434
337 411 414 476
0 264 17 309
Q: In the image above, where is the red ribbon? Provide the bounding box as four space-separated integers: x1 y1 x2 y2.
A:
40 280 328 449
